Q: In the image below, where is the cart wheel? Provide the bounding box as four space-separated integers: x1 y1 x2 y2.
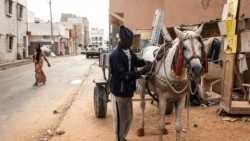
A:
94 85 107 118
165 101 174 115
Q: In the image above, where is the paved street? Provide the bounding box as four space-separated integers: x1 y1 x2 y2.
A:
0 55 97 141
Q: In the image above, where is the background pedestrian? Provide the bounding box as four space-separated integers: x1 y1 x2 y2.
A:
32 43 51 86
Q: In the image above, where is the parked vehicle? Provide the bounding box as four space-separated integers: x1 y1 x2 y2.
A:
99 46 109 52
85 44 103 58
41 45 56 57
81 47 86 54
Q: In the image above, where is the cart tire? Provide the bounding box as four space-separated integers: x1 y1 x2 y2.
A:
165 101 174 115
94 86 107 118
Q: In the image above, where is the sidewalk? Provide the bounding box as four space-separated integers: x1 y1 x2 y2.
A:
0 59 33 71
0 54 68 71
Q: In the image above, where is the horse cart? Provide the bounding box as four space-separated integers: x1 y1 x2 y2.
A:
92 51 175 118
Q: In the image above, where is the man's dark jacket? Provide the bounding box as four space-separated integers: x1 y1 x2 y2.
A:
109 45 146 97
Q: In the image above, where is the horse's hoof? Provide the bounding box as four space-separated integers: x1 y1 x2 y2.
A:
163 128 168 135
137 128 144 136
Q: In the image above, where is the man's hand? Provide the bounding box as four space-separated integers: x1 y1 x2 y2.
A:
145 60 152 65
139 64 152 75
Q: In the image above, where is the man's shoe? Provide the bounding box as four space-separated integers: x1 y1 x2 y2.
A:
33 83 38 86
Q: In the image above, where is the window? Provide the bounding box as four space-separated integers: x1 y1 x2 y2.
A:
5 0 13 16
7 34 14 51
23 36 26 48
17 3 23 20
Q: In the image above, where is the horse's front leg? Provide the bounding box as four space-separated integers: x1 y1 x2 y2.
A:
175 95 186 141
137 80 146 136
158 94 168 141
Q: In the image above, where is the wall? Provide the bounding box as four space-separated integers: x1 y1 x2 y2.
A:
28 22 68 55
28 23 65 37
109 0 227 30
0 0 27 61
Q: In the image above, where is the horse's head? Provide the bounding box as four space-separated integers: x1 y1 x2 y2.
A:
174 24 207 78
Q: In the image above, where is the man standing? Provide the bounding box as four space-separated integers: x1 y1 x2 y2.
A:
109 25 151 141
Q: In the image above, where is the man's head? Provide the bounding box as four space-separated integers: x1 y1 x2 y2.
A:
119 25 133 50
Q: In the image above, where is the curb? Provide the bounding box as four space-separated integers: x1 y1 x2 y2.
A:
0 59 33 71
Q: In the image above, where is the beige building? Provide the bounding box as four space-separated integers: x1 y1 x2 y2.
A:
0 0 28 61
109 0 250 47
61 14 90 47
27 22 69 56
60 22 77 55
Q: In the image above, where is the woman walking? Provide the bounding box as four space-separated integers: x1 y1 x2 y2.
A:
33 43 51 86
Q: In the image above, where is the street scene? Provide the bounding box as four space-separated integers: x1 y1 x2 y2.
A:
1 0 250 141
1 54 250 141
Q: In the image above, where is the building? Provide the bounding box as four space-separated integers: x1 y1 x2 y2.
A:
61 14 89 47
82 17 90 47
60 22 77 55
0 0 28 62
109 0 250 47
89 28 105 47
27 22 68 56
67 19 84 48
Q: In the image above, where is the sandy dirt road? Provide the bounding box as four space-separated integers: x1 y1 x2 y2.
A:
49 63 250 141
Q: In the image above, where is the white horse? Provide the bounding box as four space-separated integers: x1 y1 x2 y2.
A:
137 25 207 141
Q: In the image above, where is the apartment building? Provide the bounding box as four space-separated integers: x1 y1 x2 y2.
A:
0 0 28 62
67 18 85 48
61 14 90 47
89 28 104 47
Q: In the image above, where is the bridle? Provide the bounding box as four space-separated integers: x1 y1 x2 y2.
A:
180 37 204 67
179 36 205 94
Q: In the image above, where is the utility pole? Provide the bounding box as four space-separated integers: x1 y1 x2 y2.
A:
49 0 54 45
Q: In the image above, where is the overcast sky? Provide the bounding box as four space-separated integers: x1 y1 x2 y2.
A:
27 0 109 39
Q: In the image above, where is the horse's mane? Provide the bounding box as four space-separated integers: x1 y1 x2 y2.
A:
181 30 201 40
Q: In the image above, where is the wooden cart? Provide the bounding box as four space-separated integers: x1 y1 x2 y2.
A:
93 53 110 118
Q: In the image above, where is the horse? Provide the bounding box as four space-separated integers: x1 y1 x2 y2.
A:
137 25 207 141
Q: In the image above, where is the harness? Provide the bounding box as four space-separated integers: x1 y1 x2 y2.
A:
144 36 205 96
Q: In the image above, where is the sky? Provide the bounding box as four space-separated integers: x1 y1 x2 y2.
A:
27 0 109 39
